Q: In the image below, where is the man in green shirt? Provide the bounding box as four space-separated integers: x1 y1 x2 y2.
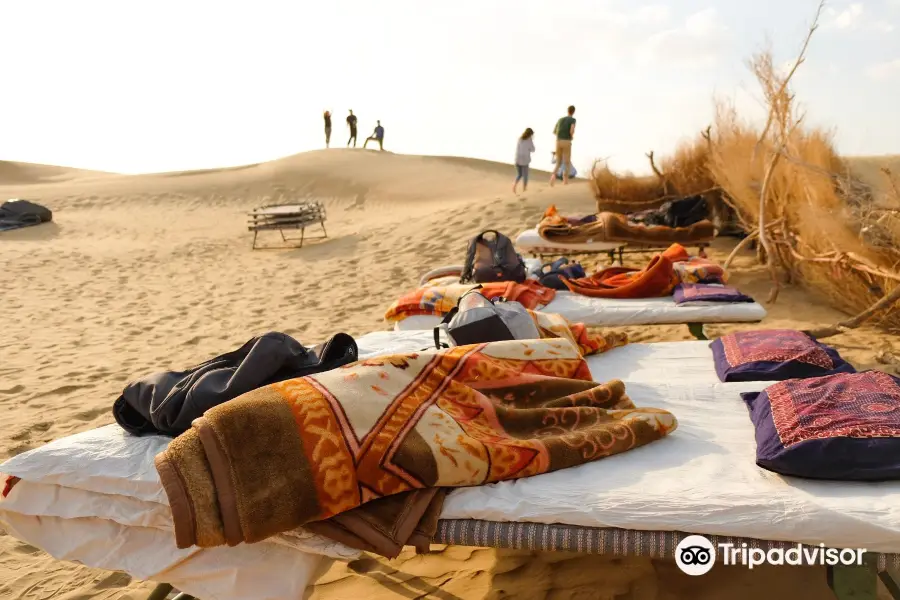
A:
550 105 576 186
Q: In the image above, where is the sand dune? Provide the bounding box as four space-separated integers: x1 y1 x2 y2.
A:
1 149 898 599
0 160 116 185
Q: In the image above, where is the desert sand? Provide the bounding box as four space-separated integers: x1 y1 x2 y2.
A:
1 150 898 599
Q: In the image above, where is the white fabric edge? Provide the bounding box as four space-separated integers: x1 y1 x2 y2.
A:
393 292 767 330
515 227 625 251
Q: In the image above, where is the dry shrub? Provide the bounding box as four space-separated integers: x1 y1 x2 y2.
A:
589 163 662 210
590 134 717 212
707 46 900 331
587 7 900 332
659 135 717 195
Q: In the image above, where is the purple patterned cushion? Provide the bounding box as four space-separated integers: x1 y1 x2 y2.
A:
674 283 755 305
711 329 855 382
741 371 900 480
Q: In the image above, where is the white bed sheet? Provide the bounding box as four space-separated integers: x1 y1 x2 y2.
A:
515 227 624 252
394 291 768 330
4 333 900 600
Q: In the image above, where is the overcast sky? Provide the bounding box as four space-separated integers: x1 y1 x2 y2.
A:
1 0 898 175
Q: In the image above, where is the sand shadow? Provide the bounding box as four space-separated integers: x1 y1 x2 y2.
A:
337 556 464 600
0 221 61 241
280 233 361 261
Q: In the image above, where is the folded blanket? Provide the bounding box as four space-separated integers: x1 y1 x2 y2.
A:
674 283 754 305
562 243 689 299
304 487 447 557
156 339 677 554
384 280 556 322
537 205 716 246
528 310 628 356
673 257 728 285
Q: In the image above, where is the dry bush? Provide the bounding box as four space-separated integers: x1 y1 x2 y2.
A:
589 161 664 211
707 40 900 332
587 1 900 332
659 134 717 195
590 132 718 212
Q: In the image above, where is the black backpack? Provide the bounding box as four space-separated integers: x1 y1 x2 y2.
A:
459 230 527 284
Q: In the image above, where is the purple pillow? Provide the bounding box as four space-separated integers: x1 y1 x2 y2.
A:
674 283 755 305
711 329 855 382
741 371 900 480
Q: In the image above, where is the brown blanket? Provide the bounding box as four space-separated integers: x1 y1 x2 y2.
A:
537 205 716 246
156 339 677 557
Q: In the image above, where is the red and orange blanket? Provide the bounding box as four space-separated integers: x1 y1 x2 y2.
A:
384 279 556 322
155 338 677 558
562 243 728 299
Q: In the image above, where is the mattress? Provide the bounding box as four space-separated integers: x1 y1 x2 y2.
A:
394 291 768 330
4 333 899 600
515 227 624 252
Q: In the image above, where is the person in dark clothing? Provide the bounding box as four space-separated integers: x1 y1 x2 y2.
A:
364 120 385 150
323 110 332 148
347 110 358 147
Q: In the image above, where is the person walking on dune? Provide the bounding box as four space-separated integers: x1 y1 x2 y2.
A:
323 111 332 148
513 128 535 194
363 121 385 150
347 110 358 147
549 105 576 186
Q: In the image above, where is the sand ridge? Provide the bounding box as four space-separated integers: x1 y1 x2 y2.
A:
1 149 898 599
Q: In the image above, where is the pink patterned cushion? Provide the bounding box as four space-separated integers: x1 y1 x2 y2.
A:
741 371 900 480
711 329 855 382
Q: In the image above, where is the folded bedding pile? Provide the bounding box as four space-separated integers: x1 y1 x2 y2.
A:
537 204 716 246
626 195 710 229
384 278 556 322
5 329 900 600
388 243 763 330
515 227 624 253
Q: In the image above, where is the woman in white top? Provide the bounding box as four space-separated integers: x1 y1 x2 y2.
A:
513 128 535 194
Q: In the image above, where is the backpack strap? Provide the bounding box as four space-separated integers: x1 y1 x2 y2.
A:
460 232 490 283
485 231 511 268
433 307 458 349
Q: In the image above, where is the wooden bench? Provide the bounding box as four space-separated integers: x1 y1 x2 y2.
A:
247 201 327 249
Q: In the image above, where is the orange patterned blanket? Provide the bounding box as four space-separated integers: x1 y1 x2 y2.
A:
155 339 677 555
538 205 716 245
384 279 556 322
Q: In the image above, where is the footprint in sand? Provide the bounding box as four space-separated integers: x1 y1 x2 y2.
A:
73 407 107 422
32 384 94 399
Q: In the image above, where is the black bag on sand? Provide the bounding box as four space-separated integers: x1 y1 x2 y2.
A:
433 288 540 349
0 199 52 225
459 230 527 284
113 331 359 437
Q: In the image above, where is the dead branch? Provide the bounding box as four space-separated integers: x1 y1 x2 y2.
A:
701 126 713 148
722 217 786 269
883 167 900 202
752 0 825 162
806 283 900 339
724 230 759 269
645 150 676 196
758 136 794 303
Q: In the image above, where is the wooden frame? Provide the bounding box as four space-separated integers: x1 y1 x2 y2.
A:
247 202 328 250
526 242 711 267
143 550 900 599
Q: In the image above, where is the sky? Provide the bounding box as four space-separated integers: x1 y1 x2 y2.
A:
1 0 899 175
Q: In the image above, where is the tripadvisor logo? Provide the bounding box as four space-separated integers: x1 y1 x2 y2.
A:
675 535 866 576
